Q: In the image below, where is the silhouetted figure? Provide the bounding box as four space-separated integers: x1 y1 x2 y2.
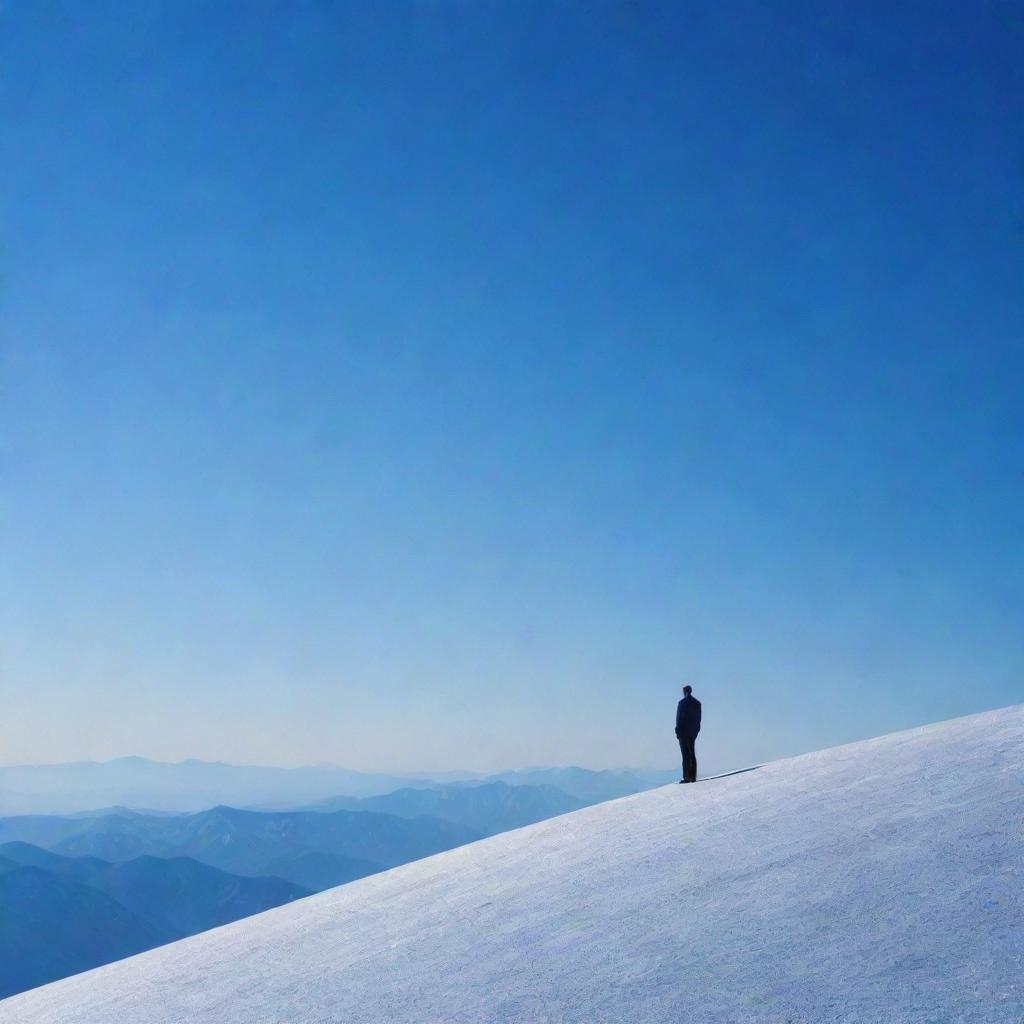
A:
676 685 701 783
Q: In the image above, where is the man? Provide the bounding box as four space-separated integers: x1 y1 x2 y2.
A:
675 685 702 783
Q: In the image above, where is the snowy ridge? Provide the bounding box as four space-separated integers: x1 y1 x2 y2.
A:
3 705 1022 1023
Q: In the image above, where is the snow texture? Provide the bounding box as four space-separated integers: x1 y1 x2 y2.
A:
3 706 1022 1023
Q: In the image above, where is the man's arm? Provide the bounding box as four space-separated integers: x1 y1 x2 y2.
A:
675 700 684 737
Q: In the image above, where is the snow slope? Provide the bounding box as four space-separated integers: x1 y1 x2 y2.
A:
3 706 1021 1023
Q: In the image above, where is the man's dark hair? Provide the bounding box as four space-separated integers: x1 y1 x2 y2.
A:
683 685 692 695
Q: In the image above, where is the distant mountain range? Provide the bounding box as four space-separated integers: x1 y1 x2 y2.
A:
0 758 428 816
0 758 679 816
0 841 309 999
300 781 587 836
480 767 679 802
0 805 477 890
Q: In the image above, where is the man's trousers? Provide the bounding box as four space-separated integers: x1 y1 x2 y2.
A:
678 735 697 783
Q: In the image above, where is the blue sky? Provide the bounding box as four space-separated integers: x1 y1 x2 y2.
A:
2 2 1021 772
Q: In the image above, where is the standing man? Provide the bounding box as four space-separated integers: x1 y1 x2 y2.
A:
675 685 702 783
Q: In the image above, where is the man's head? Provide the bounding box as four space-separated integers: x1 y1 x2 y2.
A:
682 685 692 696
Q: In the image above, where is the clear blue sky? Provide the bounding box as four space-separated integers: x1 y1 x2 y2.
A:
2 2 1021 772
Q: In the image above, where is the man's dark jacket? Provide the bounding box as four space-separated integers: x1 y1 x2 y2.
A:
675 695 702 739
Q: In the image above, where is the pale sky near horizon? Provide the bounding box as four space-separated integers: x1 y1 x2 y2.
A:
2 2 1022 773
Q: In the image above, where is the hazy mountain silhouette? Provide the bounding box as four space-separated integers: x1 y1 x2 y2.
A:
0 806 477 889
0 758 432 816
479 767 679 803
258 849 379 892
0 840 109 877
304 782 586 836
0 842 310 999
0 865 163 999
0 758 684 817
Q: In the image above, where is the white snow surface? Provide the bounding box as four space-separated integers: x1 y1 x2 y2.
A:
4 706 1022 1024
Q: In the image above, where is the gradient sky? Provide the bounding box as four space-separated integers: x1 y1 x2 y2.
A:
2 1 1022 773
